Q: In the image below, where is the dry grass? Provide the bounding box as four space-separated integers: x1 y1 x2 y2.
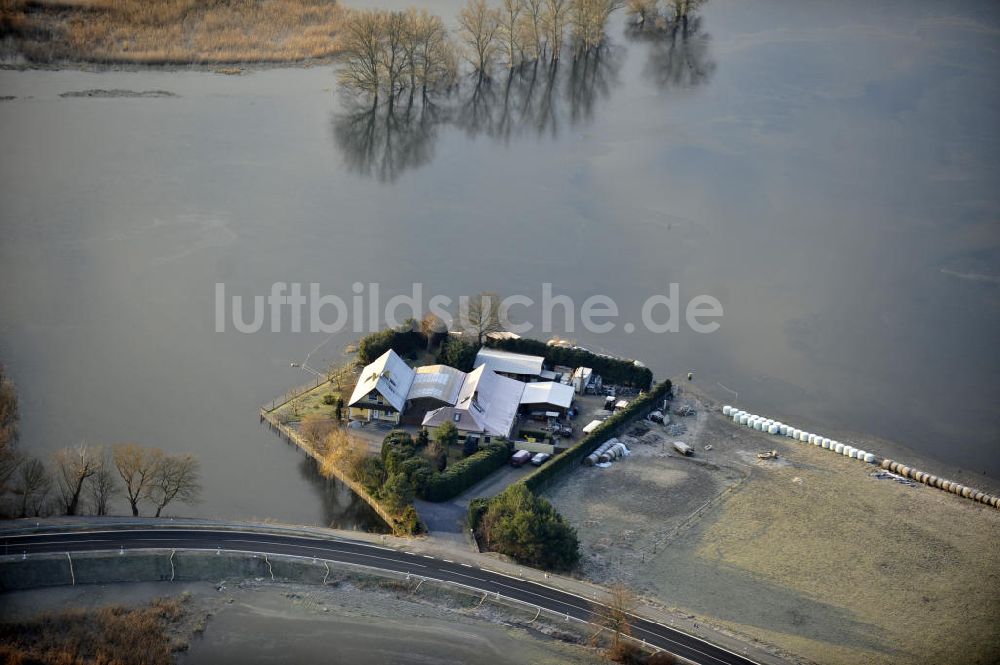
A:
0 596 190 665
1 0 347 65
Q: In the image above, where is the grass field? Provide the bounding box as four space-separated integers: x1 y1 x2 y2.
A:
545 388 1000 665
1 0 346 65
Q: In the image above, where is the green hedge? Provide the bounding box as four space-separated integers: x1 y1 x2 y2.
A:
520 379 672 494
422 441 511 502
358 325 427 364
485 337 653 389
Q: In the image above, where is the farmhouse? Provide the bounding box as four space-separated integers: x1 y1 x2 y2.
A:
421 365 525 441
346 349 415 424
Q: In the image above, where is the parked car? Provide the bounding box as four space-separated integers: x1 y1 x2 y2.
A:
648 410 665 424
557 425 573 437
530 452 551 466
511 450 532 467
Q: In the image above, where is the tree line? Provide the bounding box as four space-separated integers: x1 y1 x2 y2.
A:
339 0 625 106
1 443 201 519
0 364 201 520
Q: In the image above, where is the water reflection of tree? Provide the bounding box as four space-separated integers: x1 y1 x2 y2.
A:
298 456 389 532
333 49 622 181
332 97 446 183
626 3 715 90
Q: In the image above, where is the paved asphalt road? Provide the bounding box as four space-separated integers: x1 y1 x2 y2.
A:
1 526 757 665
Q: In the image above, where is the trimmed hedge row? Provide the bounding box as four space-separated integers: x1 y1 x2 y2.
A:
485 337 653 389
520 379 672 494
422 441 512 502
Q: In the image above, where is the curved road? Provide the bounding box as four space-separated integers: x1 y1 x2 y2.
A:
1 526 757 665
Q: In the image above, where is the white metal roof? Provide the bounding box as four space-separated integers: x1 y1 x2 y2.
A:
347 349 415 412
519 381 574 409
474 348 544 378
406 364 467 405
422 365 525 437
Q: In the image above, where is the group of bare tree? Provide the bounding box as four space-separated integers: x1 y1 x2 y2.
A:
339 8 458 106
338 0 624 108
1 442 201 519
333 44 620 181
456 0 619 75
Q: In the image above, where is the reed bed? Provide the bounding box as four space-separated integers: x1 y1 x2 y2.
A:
1 0 346 64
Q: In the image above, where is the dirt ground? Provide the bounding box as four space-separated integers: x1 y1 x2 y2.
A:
544 385 1000 665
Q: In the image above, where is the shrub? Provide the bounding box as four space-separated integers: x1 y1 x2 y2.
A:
357 324 426 364
421 441 511 502
436 337 479 372
396 505 424 535
322 394 335 405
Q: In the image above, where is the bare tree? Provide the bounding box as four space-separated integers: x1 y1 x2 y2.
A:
0 364 19 455
340 9 385 103
0 448 21 501
148 453 201 518
13 456 51 517
421 312 448 350
498 0 524 69
53 444 99 516
625 0 658 28
408 10 457 100
458 0 501 76
593 581 637 652
522 0 546 63
87 447 118 516
463 291 503 345
542 0 570 62
113 443 163 517
570 0 622 56
382 10 410 106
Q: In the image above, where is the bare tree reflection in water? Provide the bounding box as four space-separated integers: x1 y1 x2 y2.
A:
334 52 622 180
626 0 715 90
299 456 390 532
332 97 447 183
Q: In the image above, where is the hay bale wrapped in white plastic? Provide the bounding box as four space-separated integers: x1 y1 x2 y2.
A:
833 442 844 454
723 405 733 416
739 414 749 425
768 424 779 435
778 424 789 436
863 453 876 464
799 431 810 442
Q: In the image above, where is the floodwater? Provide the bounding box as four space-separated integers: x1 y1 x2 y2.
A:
0 0 998 527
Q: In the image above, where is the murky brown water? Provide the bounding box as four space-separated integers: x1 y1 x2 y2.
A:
0 0 997 526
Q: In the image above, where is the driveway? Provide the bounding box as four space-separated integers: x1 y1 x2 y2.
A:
414 464 533 546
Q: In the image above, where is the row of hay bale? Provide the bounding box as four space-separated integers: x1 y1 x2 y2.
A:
584 438 630 466
721 405 878 464
880 459 1000 509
